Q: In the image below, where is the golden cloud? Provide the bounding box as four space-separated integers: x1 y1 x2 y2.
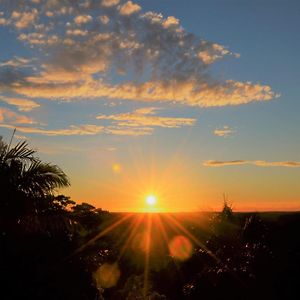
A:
74 15 92 25
13 78 275 107
101 0 120 8
0 107 36 124
0 123 104 136
0 0 278 110
203 160 300 168
12 9 38 29
0 96 40 111
119 1 141 16
97 107 196 128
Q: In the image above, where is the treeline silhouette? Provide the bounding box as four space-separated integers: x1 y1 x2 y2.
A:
0 137 300 299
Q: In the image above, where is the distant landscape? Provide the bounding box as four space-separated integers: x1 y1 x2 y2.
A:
1 139 300 299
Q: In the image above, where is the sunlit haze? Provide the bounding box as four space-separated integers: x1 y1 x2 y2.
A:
0 0 299 212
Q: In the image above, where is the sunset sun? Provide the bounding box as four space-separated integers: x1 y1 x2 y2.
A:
146 195 157 206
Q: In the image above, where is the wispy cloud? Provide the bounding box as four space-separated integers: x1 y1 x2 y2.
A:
97 107 196 128
203 160 300 168
0 123 104 136
0 107 35 124
0 56 33 68
0 96 40 111
0 0 277 107
96 107 196 136
0 105 194 137
105 126 153 136
214 125 235 137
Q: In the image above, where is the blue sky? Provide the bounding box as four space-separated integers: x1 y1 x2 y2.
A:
0 0 299 211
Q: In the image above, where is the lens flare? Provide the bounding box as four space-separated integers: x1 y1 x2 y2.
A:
112 163 122 174
169 235 193 261
94 263 121 288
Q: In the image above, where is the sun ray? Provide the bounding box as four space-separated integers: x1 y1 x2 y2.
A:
165 214 218 262
117 214 144 260
72 213 134 256
154 214 183 273
143 213 153 298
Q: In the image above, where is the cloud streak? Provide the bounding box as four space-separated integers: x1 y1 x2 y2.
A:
97 107 196 136
97 107 196 128
203 160 300 168
0 96 40 111
0 107 35 124
0 123 104 136
214 126 235 137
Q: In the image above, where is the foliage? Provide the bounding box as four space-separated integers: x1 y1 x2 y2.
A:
1 136 300 299
0 137 70 220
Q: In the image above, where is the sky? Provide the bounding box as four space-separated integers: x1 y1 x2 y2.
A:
0 0 299 212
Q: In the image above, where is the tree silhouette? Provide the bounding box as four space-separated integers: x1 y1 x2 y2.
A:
0 136 102 299
0 136 70 221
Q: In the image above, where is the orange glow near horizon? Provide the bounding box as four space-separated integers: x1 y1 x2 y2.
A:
67 139 300 213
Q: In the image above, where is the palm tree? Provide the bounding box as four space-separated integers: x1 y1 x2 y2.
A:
0 136 70 219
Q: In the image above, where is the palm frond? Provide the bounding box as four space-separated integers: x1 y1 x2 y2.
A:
2 141 36 163
18 161 70 197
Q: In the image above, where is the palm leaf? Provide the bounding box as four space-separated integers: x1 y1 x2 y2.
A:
2 141 36 163
18 161 70 197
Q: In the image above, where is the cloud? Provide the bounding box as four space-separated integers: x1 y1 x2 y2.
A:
96 107 195 136
12 8 39 29
119 1 141 16
0 0 277 108
214 125 235 137
163 16 180 28
101 0 120 7
253 161 300 167
99 15 110 24
0 57 33 68
0 96 40 111
74 15 92 25
10 78 276 107
0 122 151 137
97 107 196 128
0 105 190 137
104 126 153 136
0 107 35 124
66 29 88 36
0 123 104 136
0 17 7 25
203 160 300 168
